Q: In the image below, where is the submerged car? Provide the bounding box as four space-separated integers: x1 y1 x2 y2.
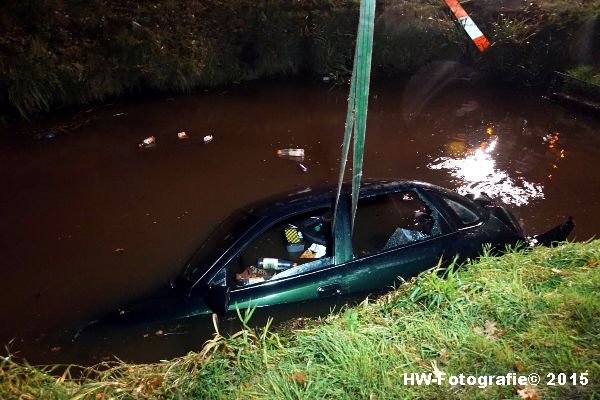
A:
115 180 573 322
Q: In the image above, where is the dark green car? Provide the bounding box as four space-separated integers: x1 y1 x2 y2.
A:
116 179 572 322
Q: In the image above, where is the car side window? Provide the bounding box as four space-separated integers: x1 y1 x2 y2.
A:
352 191 444 257
220 208 334 288
442 197 480 226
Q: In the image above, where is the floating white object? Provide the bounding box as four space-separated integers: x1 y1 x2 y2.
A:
177 131 189 139
203 135 213 144
276 148 305 158
138 136 156 148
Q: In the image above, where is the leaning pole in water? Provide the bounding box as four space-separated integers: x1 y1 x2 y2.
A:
333 0 376 234
443 0 490 52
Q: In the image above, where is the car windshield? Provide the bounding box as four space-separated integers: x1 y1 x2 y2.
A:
181 209 258 286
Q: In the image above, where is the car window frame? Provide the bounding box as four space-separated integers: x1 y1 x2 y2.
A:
207 203 342 291
347 187 453 259
422 188 486 231
440 195 485 229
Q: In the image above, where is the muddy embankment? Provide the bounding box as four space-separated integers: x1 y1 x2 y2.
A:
0 0 598 123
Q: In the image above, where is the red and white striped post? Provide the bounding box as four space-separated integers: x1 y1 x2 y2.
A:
444 0 490 52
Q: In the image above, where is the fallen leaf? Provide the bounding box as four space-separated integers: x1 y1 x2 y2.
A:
439 348 449 363
289 371 307 386
473 326 485 335
414 356 428 367
587 259 598 268
146 375 164 390
573 345 583 355
543 342 554 348
484 320 506 338
517 384 539 400
514 361 525 372
50 346 61 352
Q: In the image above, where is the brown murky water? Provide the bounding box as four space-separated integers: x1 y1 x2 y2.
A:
1 78 599 364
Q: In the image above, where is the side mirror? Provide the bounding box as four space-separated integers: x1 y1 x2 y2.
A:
205 285 230 316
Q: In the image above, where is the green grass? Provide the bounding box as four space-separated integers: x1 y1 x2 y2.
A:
567 65 600 87
2 240 600 399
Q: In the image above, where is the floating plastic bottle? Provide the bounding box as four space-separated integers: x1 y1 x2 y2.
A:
276 148 305 159
258 257 296 271
138 136 156 148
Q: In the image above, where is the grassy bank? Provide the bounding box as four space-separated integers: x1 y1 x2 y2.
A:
1 0 599 121
2 241 599 399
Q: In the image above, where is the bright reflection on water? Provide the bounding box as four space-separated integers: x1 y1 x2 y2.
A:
428 136 544 206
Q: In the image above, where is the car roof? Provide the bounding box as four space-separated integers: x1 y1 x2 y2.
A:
241 179 448 219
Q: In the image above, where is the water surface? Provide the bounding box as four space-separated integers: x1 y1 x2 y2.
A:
1 78 599 364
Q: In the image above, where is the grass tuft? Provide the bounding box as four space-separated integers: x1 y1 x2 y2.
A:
2 241 600 399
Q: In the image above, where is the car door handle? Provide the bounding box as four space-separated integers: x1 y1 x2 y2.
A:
318 283 342 297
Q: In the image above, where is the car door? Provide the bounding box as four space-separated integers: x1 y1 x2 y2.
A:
217 202 350 311
227 256 341 310
339 188 459 295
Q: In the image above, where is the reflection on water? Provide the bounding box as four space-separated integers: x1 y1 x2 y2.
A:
428 135 545 206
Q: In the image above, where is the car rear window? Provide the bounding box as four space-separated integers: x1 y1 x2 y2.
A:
442 197 480 225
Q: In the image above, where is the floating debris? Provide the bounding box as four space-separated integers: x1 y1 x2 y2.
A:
277 148 305 161
138 136 156 148
36 131 56 140
277 148 304 158
298 163 308 172
203 135 213 144
177 131 189 140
